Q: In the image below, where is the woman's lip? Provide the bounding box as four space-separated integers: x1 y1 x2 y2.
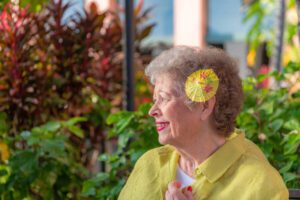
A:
155 122 169 132
155 121 168 124
157 126 166 131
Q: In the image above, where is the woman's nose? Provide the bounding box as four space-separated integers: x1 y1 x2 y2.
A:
148 103 160 117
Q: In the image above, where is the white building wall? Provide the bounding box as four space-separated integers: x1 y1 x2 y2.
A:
174 0 207 48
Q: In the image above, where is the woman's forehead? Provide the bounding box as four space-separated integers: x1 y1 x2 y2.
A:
153 86 176 97
154 75 173 89
153 77 180 96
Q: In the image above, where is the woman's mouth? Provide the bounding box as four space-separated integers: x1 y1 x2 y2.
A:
155 122 170 132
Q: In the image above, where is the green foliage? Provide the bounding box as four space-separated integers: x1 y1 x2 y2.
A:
243 0 276 51
0 0 48 12
20 0 49 12
0 118 88 199
0 0 123 133
243 0 300 64
0 0 117 178
0 0 155 178
0 0 9 10
81 103 160 200
0 0 156 198
237 63 300 188
243 1 300 187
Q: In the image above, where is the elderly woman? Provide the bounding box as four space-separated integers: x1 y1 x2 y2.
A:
118 46 288 200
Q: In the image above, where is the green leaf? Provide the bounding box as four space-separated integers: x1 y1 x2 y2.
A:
283 133 300 155
81 182 96 196
116 115 134 134
138 103 152 114
81 173 109 196
259 101 274 115
10 150 38 174
283 172 300 183
137 23 155 41
0 165 11 184
269 119 283 132
279 161 293 173
39 121 61 132
118 133 133 149
243 1 261 23
260 143 273 158
257 73 269 82
283 119 300 130
106 112 129 125
129 150 144 163
109 179 126 197
107 112 135 137
63 117 87 127
20 0 48 12
95 173 110 182
98 154 109 162
67 125 84 138
41 136 66 158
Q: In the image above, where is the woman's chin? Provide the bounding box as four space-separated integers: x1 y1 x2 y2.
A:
158 138 167 145
158 132 171 145
157 126 172 144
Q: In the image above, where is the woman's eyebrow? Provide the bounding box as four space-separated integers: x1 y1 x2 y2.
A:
158 90 172 96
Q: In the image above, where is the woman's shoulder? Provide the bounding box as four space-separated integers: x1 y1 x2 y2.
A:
138 145 175 161
224 139 288 199
240 139 282 178
242 138 268 161
236 140 288 196
144 145 175 156
134 145 176 169
236 158 288 199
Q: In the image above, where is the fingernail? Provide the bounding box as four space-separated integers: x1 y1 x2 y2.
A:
187 186 193 192
175 181 181 188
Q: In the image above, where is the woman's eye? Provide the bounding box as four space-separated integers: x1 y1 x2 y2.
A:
153 98 160 104
161 97 170 102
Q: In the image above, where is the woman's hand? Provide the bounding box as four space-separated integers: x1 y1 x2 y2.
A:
165 181 195 200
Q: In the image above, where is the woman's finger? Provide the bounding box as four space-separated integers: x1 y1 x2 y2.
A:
166 181 184 200
167 180 181 191
165 190 171 200
182 186 195 200
172 190 187 200
168 181 191 200
167 181 181 196
183 191 195 200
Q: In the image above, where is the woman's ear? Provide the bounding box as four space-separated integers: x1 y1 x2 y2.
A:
198 96 216 120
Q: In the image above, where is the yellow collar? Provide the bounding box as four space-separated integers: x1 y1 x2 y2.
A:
194 131 246 183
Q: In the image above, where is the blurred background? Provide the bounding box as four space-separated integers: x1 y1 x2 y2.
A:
0 0 299 199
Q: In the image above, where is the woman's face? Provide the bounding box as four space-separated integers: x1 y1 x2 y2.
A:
148 74 202 146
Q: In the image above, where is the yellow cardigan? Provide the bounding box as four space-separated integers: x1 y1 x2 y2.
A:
118 131 288 200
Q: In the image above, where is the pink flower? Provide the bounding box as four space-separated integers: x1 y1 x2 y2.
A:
204 85 213 93
199 71 208 79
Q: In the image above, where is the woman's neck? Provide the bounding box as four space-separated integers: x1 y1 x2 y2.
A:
176 130 226 177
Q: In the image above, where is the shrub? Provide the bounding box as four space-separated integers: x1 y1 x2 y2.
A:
81 103 159 199
237 62 300 188
0 0 155 174
0 118 88 199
